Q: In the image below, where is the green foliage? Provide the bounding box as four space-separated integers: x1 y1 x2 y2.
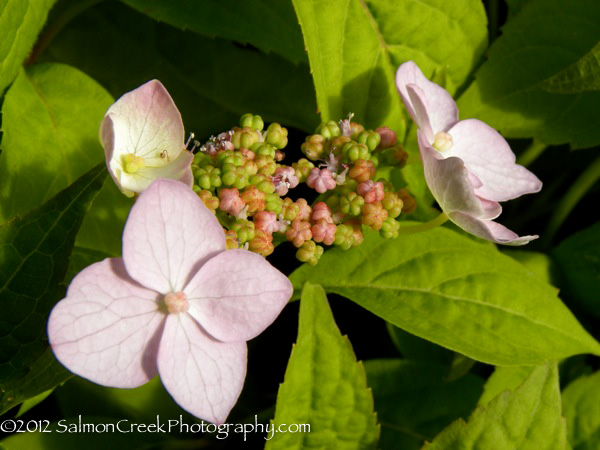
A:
266 282 380 449
120 0 306 64
563 370 600 450
0 0 55 93
424 362 566 449
541 41 600 93
501 249 558 285
0 164 106 414
365 359 484 450
45 2 318 135
553 221 600 319
0 63 132 256
290 227 600 366
478 366 534 406
458 0 600 148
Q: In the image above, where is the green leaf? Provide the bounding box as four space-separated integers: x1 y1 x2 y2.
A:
553 221 600 319
65 246 111 284
563 370 600 450
478 366 534 406
15 388 53 418
0 63 133 255
387 324 453 365
365 359 483 450
0 164 106 414
290 227 600 366
0 0 55 93
292 0 487 132
501 249 558 286
266 282 379 449
424 362 566 449
119 0 307 64
458 0 600 149
541 41 600 93
45 2 318 135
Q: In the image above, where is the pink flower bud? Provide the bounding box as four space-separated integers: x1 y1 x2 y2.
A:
273 166 299 196
253 210 279 234
219 188 245 216
307 168 337 194
311 219 336 246
376 126 398 149
358 180 385 204
296 198 312 222
286 219 312 248
311 202 333 224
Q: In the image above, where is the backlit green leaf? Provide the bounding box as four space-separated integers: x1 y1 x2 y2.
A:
541 41 600 93
290 227 600 366
266 282 379 449
0 63 132 255
563 370 600 450
0 164 106 414
458 0 600 148
424 362 566 449
0 0 55 93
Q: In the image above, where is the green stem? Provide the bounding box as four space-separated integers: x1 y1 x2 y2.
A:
543 155 600 245
26 0 105 65
516 139 548 167
397 212 449 235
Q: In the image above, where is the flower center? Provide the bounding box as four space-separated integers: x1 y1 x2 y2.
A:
164 291 189 314
122 153 145 173
433 131 453 152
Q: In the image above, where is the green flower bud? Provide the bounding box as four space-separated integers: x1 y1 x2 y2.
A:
265 193 284 215
340 191 365 216
264 123 288 149
194 166 222 190
325 194 341 212
232 218 256 243
282 198 300 221
250 142 277 159
240 113 264 131
301 134 327 161
296 240 324 265
249 173 276 194
193 152 213 167
356 130 382 151
221 166 249 189
315 120 341 139
382 191 403 219
334 224 354 250
292 158 315 182
341 142 370 162
380 217 400 239
231 127 260 149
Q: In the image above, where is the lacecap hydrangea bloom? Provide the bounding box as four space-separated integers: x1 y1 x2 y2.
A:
100 80 194 197
396 61 542 245
47 179 293 424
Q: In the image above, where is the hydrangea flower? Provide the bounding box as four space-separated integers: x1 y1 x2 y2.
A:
47 179 292 424
100 80 194 197
396 61 542 245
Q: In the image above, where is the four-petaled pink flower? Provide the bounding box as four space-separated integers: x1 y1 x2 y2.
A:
396 61 542 245
47 179 292 424
100 80 194 197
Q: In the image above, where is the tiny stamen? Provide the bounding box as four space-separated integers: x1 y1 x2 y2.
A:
164 291 189 314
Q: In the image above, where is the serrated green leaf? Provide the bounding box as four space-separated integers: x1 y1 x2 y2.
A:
365 359 483 450
45 2 318 135
424 362 566 449
290 227 600 366
553 221 600 319
0 0 55 93
0 63 133 255
478 365 534 406
458 0 600 149
541 41 600 93
292 0 406 136
0 164 106 414
120 0 306 64
563 370 600 450
266 282 379 449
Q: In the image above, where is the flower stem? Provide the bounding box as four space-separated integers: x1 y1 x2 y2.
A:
543 155 600 245
397 212 449 235
516 139 547 167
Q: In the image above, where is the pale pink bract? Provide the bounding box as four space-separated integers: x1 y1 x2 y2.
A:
47 179 293 424
396 61 542 245
100 80 194 197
